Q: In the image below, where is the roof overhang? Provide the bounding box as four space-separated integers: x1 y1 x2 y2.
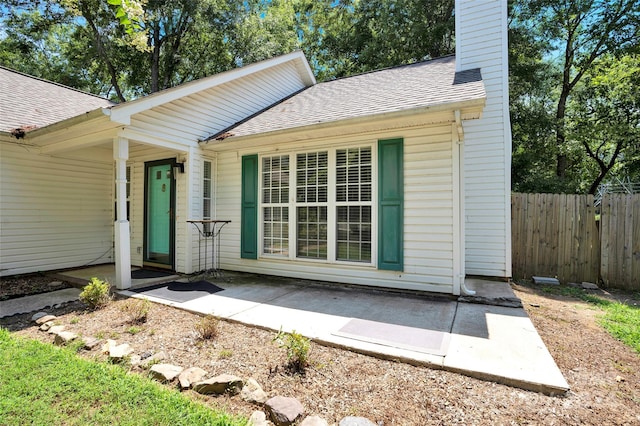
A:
201 97 486 149
106 51 316 125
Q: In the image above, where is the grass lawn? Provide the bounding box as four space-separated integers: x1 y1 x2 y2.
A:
0 328 246 426
542 285 640 354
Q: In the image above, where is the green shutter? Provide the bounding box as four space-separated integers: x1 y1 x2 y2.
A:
378 138 404 271
241 154 258 259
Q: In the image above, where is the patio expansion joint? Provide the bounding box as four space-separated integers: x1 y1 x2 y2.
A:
225 287 304 320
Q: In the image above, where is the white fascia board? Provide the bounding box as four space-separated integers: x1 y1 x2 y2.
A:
23 108 111 140
118 128 190 153
108 51 316 125
39 127 120 154
204 98 486 148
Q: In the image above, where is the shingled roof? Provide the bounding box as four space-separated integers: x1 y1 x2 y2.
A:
205 55 484 142
0 66 115 135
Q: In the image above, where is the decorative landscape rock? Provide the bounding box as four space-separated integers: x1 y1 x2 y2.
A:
581 281 599 290
338 417 377 426
193 374 244 396
178 367 208 389
129 354 142 367
241 378 269 404
150 364 183 382
299 415 329 426
265 396 304 426
39 321 54 331
101 339 117 353
31 312 49 322
36 314 57 325
54 331 79 345
140 351 167 368
83 337 102 350
47 325 65 334
247 411 268 426
109 343 133 361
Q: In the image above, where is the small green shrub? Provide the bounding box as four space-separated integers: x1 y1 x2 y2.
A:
273 328 311 372
119 298 150 323
127 326 141 335
218 349 233 359
195 314 219 340
79 277 111 309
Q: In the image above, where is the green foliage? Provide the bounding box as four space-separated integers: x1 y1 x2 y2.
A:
273 328 311 372
218 349 233 359
79 277 111 310
540 285 640 354
509 0 640 194
195 314 219 340
599 302 640 354
119 298 151 323
0 328 245 425
126 326 142 335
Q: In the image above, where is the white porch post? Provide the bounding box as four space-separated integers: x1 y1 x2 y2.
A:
114 137 132 289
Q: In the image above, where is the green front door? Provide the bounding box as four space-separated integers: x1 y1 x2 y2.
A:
144 160 175 268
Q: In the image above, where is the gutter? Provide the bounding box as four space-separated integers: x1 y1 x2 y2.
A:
21 107 114 140
200 97 486 147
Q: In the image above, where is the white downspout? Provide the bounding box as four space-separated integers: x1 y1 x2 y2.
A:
455 110 476 296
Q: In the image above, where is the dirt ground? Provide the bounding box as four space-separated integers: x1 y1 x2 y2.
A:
1 275 639 425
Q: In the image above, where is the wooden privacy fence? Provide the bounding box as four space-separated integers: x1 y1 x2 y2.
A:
511 193 640 290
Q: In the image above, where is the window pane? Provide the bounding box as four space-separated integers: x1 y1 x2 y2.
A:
262 154 289 257
263 206 288 256
336 147 371 204
297 152 328 205
336 205 371 262
262 155 289 205
297 206 327 259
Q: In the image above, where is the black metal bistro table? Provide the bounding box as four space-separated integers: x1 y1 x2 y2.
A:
187 219 231 278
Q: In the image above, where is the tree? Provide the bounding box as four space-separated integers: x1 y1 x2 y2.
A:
512 0 640 192
568 54 640 193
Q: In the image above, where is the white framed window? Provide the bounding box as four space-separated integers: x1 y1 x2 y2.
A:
203 161 212 233
259 145 374 265
335 147 372 262
262 155 290 256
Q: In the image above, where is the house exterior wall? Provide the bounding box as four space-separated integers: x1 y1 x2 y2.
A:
117 60 314 275
210 123 458 293
0 143 114 276
122 61 309 148
456 0 512 277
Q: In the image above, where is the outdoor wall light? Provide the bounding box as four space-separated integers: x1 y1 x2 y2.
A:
173 163 185 176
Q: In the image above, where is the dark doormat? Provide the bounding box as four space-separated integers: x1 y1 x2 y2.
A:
131 269 174 279
130 281 224 303
333 318 451 356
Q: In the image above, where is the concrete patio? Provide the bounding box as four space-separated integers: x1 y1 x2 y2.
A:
11 265 570 394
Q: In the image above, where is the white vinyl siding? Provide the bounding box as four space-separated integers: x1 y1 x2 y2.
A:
123 62 308 149
212 123 456 293
456 0 511 277
0 143 113 276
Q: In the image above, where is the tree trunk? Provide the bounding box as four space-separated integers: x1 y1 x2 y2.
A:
80 3 126 102
150 24 161 93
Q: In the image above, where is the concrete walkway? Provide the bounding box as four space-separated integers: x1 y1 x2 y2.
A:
112 271 570 395
3 265 569 394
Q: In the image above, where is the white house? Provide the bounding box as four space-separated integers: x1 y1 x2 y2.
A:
0 0 511 295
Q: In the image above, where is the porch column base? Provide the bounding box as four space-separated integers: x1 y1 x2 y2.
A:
114 221 132 290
